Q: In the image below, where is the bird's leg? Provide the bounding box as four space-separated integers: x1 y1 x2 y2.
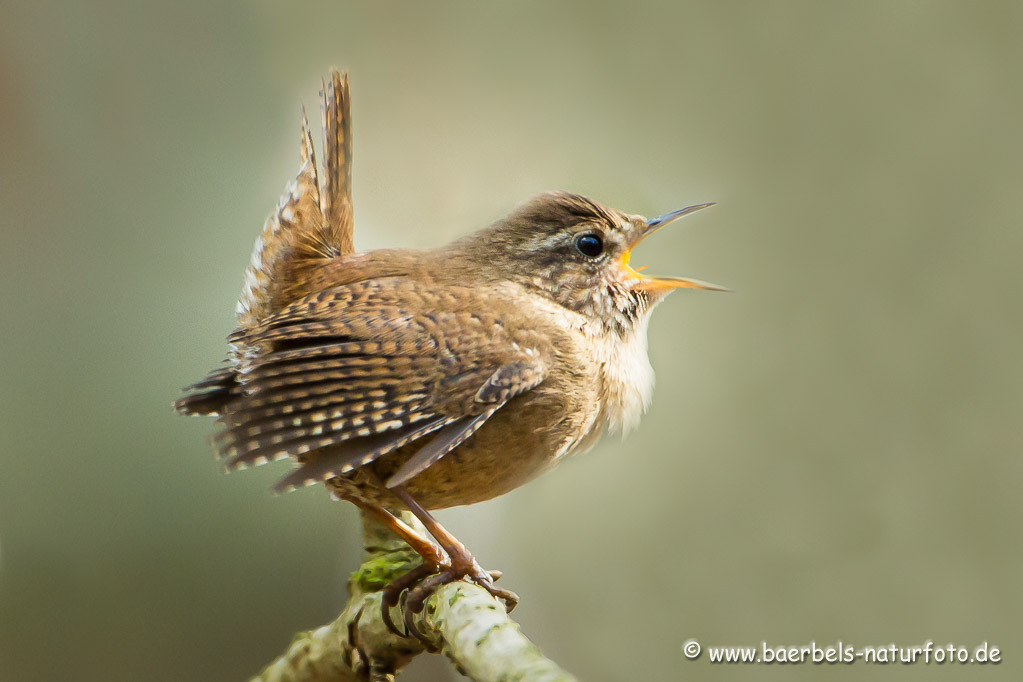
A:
355 498 449 566
391 485 519 628
344 496 448 637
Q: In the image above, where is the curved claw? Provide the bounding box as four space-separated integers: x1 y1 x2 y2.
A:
402 603 428 646
484 583 519 612
401 570 456 649
342 605 367 675
465 564 519 611
381 563 441 638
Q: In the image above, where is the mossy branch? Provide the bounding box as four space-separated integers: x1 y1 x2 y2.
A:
251 513 576 682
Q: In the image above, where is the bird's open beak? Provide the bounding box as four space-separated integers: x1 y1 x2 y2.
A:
619 202 729 292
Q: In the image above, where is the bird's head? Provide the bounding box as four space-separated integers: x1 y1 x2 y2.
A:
452 191 724 335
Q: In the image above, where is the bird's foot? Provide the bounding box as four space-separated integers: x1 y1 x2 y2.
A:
381 551 518 644
401 556 518 645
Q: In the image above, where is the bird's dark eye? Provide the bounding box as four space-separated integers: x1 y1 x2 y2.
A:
575 233 604 258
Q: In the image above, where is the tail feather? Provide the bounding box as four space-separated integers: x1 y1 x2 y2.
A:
235 68 355 330
320 70 355 257
180 69 360 471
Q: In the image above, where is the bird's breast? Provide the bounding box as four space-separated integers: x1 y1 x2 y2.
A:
585 317 655 436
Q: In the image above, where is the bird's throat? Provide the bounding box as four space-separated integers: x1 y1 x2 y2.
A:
586 316 655 436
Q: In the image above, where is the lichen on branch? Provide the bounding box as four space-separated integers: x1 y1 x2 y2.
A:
251 513 576 682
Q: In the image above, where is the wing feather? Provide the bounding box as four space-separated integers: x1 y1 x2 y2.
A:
194 281 548 491
385 410 497 488
271 416 454 493
239 380 426 411
222 385 431 426
384 359 547 487
224 403 436 471
220 399 431 454
174 366 238 416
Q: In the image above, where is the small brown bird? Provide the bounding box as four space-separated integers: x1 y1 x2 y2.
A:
176 70 723 630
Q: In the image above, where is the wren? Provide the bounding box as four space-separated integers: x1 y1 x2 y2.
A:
176 70 723 631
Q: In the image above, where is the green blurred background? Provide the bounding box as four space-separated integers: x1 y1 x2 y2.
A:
1 1 1020 680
